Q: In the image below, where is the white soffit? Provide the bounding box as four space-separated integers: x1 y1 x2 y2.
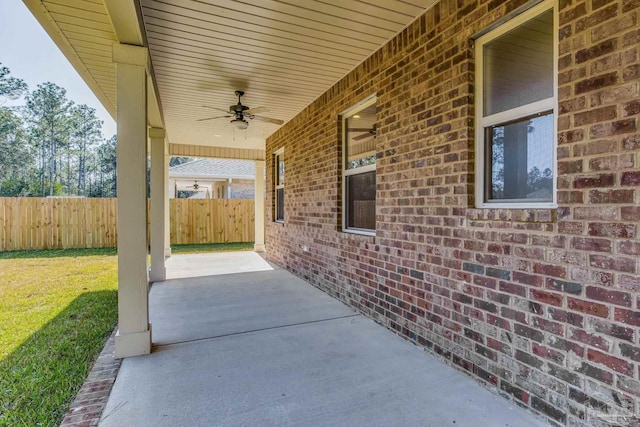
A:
24 0 118 117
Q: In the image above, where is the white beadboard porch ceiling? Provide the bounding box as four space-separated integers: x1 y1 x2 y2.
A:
25 0 437 150
140 0 437 149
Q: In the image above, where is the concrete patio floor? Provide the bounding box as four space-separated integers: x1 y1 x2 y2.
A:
99 252 545 427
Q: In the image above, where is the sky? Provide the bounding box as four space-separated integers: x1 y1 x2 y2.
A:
0 2 116 138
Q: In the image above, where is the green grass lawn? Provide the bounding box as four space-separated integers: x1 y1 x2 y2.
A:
0 251 118 427
0 242 253 426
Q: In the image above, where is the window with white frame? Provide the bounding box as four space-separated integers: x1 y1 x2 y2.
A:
274 149 284 222
475 0 556 208
342 97 377 233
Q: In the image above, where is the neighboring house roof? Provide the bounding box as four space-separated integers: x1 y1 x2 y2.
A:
169 158 255 180
187 191 208 199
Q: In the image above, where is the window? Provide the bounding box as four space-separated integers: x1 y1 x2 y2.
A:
342 96 377 234
475 0 557 208
274 149 284 222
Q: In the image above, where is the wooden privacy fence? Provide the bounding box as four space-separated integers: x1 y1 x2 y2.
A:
169 199 254 245
0 197 255 251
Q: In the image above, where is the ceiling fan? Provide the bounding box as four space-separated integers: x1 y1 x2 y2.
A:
350 124 377 141
198 90 284 129
186 180 201 191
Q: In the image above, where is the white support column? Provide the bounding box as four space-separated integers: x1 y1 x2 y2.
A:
113 43 151 358
149 127 167 282
164 152 171 257
254 160 266 252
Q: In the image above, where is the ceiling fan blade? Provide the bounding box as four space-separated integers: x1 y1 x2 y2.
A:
197 115 231 122
245 106 268 115
353 132 375 141
348 128 373 132
252 115 284 125
201 105 233 114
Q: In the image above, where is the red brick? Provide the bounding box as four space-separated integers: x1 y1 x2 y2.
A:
567 298 609 318
573 105 617 124
614 308 640 326
575 72 618 95
533 263 567 279
624 100 640 117
549 307 584 327
486 313 511 331
588 189 635 204
621 171 640 186
498 281 526 297
618 241 640 256
574 206 618 220
589 318 634 342
573 173 614 189
558 129 584 144
589 119 637 138
621 206 640 220
557 191 583 204
512 272 543 287
587 222 635 238
588 154 635 171
531 316 565 335
586 286 632 307
587 348 634 376
530 289 563 307
575 4 619 33
569 328 611 351
558 159 583 174
588 255 636 273
570 237 612 252
501 307 526 324
532 343 565 364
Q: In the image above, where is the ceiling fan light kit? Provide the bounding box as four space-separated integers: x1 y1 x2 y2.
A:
231 118 249 130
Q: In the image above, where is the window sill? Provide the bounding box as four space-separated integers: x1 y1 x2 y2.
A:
342 228 376 237
274 220 284 225
467 207 557 223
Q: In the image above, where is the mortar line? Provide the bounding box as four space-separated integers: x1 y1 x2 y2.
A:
153 313 361 348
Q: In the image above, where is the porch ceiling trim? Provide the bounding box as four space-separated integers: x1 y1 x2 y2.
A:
169 143 265 161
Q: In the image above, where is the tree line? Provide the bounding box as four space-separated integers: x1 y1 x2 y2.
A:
0 63 117 197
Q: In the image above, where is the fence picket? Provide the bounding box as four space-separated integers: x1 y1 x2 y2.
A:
0 198 254 251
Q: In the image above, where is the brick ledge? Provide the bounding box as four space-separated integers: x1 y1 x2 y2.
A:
59 329 121 427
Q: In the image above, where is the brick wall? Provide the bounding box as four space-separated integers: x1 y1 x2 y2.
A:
265 1 640 425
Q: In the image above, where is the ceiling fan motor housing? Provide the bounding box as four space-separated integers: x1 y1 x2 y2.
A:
230 90 250 114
